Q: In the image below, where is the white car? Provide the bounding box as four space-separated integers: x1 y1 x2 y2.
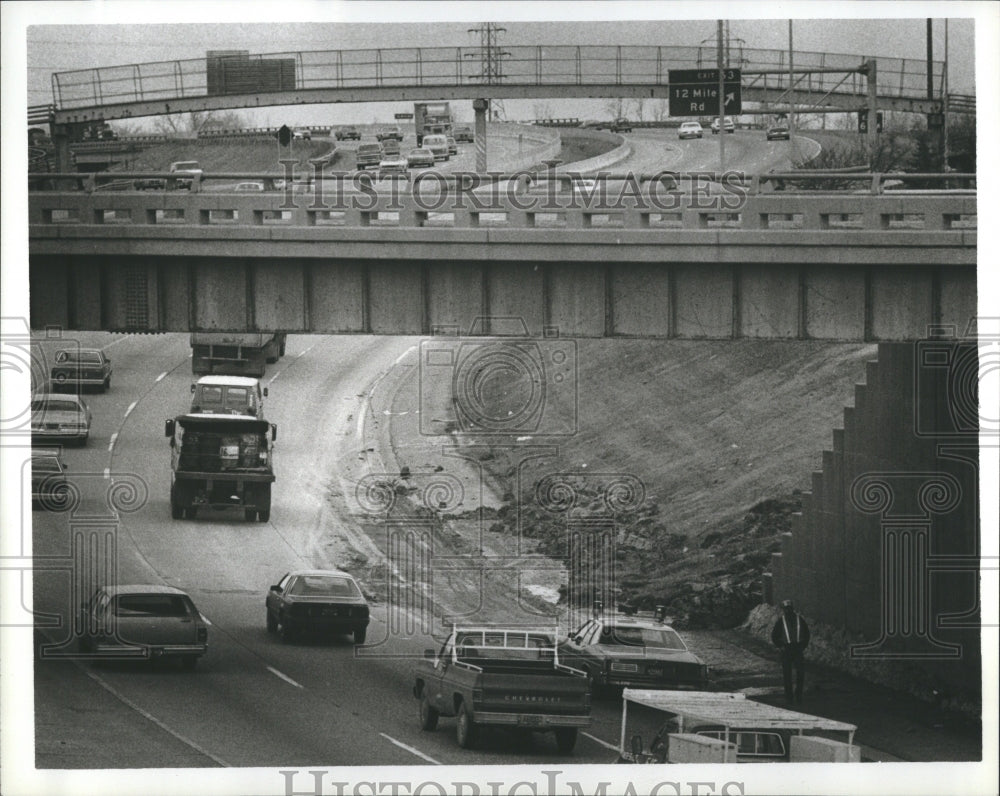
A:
234 182 264 192
710 117 736 134
292 128 312 141
678 122 703 140
421 134 450 162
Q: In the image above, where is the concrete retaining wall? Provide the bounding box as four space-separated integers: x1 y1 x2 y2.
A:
555 129 631 174
764 339 981 711
489 123 561 171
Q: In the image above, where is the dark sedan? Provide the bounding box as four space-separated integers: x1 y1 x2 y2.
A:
31 449 70 509
559 611 708 691
266 570 370 643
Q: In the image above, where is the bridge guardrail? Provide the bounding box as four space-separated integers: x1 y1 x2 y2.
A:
27 171 976 234
49 45 950 112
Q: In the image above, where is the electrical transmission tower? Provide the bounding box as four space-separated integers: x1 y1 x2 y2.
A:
467 22 508 121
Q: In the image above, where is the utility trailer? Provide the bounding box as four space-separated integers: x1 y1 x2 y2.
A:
619 689 859 764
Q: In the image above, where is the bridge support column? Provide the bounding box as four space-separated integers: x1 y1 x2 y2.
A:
473 98 489 173
865 58 878 169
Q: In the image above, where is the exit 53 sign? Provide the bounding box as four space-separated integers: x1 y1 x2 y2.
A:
668 68 742 117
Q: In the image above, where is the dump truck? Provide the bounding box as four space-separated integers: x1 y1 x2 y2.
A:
190 332 287 377
414 102 452 147
165 414 276 521
413 626 592 753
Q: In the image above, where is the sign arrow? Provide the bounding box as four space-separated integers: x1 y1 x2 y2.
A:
725 92 735 107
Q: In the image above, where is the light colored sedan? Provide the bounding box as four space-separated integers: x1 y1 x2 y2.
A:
30 393 91 446
406 147 436 168
678 122 704 140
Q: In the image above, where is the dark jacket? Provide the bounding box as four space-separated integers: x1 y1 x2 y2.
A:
771 611 810 656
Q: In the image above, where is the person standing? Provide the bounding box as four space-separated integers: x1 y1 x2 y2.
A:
771 599 810 704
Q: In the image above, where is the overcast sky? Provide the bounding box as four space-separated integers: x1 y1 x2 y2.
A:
18 8 978 127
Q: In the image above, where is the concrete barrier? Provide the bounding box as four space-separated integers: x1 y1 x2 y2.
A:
667 733 737 763
555 129 632 174
789 735 861 763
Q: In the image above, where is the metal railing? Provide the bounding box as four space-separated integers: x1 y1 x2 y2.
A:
28 171 976 233
50 45 949 111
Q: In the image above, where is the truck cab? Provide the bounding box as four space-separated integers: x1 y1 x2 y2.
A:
190 375 267 419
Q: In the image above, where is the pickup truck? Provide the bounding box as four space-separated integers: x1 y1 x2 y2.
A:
166 414 276 521
413 626 591 753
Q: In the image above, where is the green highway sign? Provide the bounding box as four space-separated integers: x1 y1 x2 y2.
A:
668 68 742 117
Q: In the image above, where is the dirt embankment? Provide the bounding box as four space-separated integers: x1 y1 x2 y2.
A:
441 340 876 628
125 139 340 173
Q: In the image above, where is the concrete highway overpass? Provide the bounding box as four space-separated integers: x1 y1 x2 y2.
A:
29 183 975 340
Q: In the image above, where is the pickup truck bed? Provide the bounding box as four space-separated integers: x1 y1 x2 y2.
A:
414 627 591 753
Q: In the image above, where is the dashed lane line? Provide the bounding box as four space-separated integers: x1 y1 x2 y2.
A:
107 432 118 452
379 732 442 765
155 371 168 382
582 731 620 752
266 666 304 689
124 400 137 418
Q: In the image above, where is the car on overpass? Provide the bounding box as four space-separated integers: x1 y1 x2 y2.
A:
454 125 474 143
234 181 265 192
610 118 633 133
335 125 361 141
266 569 370 643
767 125 790 141
406 147 435 169
678 122 703 140
78 585 209 669
558 606 709 691
355 142 384 170
422 134 450 162
711 117 736 134
293 127 312 141
31 394 92 447
381 138 401 158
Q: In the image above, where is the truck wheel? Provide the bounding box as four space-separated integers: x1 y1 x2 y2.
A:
170 487 183 519
185 506 198 520
354 627 367 644
266 609 278 634
181 655 199 671
258 485 271 522
455 701 477 749
419 693 439 731
245 508 257 522
555 728 578 754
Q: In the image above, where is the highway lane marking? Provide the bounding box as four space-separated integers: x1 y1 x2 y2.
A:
379 732 442 765
267 666 303 689
356 344 417 446
107 432 118 452
582 731 619 752
124 400 137 418
268 341 318 385
100 335 133 351
83 669 232 767
155 371 168 382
